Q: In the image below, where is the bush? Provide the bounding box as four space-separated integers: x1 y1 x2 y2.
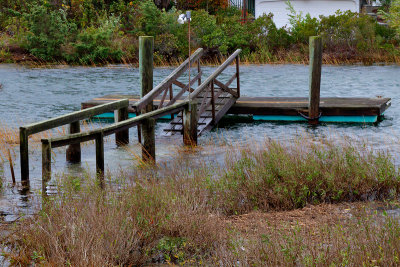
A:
319 11 376 51
25 5 77 60
68 15 123 64
286 1 319 43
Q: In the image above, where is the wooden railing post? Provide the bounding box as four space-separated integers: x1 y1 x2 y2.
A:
116 107 129 145
198 59 201 86
211 80 215 122
308 36 322 124
236 55 240 98
139 36 154 143
42 140 51 200
183 102 198 146
142 118 156 163
66 121 81 163
95 131 104 188
169 85 174 120
19 127 29 184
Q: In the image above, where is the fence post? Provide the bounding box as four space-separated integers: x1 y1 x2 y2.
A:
211 80 215 122
42 140 51 200
95 131 104 188
116 107 129 145
66 121 81 163
142 118 156 163
183 102 198 146
139 36 154 143
308 36 322 124
236 55 240 98
19 127 29 184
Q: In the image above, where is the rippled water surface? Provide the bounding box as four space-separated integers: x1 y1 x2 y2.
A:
0 63 399 220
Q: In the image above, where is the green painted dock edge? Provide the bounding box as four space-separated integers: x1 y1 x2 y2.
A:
92 112 381 123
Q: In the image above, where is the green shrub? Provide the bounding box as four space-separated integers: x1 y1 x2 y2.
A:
286 1 319 43
319 11 376 51
68 15 123 64
25 5 77 60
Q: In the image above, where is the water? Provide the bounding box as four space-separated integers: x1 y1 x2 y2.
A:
0 63 399 221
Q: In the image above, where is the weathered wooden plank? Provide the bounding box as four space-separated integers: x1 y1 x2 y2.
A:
66 121 81 163
190 49 241 99
308 36 322 123
25 99 129 135
46 101 189 148
82 96 391 117
140 36 154 114
135 48 203 110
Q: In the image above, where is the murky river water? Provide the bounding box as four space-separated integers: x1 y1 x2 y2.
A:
0 63 399 221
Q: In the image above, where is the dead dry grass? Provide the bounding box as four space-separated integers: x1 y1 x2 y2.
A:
2 138 400 265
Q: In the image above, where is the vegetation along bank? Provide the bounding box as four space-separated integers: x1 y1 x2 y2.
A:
1 0 400 65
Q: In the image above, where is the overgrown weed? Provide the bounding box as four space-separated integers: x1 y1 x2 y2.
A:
3 137 400 265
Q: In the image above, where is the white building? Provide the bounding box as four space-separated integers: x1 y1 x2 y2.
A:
253 0 361 28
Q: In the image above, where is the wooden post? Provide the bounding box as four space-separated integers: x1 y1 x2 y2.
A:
95 131 104 188
66 121 81 163
139 36 154 144
142 118 156 163
42 140 51 200
183 102 198 146
115 107 129 145
236 56 240 98
211 80 215 122
139 36 154 114
308 36 322 124
197 59 201 86
19 127 29 184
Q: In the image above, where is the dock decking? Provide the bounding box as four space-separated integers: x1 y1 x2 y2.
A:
82 94 391 123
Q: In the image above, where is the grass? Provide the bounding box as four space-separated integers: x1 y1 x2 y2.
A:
2 138 400 265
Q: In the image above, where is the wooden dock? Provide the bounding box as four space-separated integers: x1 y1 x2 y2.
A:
81 94 391 123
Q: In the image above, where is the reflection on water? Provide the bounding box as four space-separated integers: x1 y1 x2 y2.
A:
0 63 400 221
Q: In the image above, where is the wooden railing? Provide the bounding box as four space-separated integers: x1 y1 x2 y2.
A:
40 101 193 190
189 49 241 123
133 48 204 113
20 99 130 184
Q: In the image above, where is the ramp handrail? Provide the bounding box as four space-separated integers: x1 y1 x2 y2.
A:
20 99 130 183
134 48 204 112
40 101 190 189
189 49 241 122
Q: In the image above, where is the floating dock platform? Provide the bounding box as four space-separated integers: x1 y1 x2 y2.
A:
82 94 391 123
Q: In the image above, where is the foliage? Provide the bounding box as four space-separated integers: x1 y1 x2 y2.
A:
68 15 123 64
286 1 319 43
3 138 400 265
0 0 399 64
319 11 376 51
25 5 77 60
380 0 400 37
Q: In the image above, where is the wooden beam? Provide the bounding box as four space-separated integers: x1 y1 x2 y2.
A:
23 99 129 136
142 118 156 163
42 140 51 199
214 78 238 98
140 36 154 114
66 121 81 163
308 36 322 124
45 101 189 148
183 102 198 146
19 127 29 184
135 48 203 111
95 131 104 188
116 107 129 145
190 49 241 99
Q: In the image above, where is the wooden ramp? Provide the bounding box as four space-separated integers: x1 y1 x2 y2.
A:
163 91 238 136
163 50 241 136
